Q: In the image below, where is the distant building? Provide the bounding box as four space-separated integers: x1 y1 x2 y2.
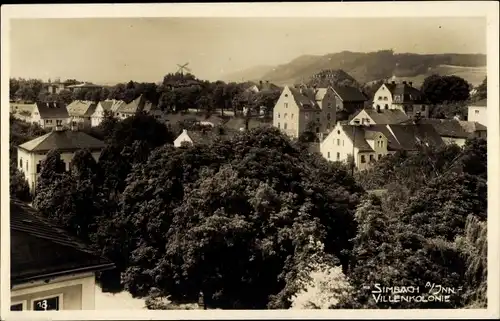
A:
273 85 336 138
45 80 67 95
467 99 487 126
114 95 150 120
349 108 410 126
17 128 106 193
65 82 103 93
419 118 487 147
91 100 115 127
372 81 429 118
30 102 70 130
66 100 98 129
10 199 115 311
320 122 443 171
174 129 195 147
330 85 367 113
173 129 222 147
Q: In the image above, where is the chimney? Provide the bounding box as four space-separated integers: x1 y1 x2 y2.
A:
409 81 413 87
266 80 269 84
391 81 395 85
259 80 263 85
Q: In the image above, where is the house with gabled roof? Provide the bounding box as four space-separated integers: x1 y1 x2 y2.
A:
17 128 106 193
320 121 444 171
349 108 410 126
10 199 115 311
66 100 98 129
372 80 429 118
90 100 115 127
330 85 367 113
419 118 487 147
273 85 336 138
114 94 151 120
30 102 70 130
467 98 487 126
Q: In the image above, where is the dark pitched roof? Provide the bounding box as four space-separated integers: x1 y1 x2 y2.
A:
331 85 367 102
257 81 280 92
98 100 114 112
387 124 444 150
458 120 487 132
288 87 321 111
36 102 69 118
117 95 146 114
357 108 410 124
10 199 115 285
341 123 444 152
341 125 374 152
18 129 106 152
419 118 475 139
384 83 424 103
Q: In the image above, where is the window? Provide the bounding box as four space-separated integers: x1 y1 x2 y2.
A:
343 140 344 146
361 155 366 163
370 155 374 162
285 94 288 97
380 141 384 147
26 163 28 172
337 152 340 160
284 103 288 108
315 127 319 133
327 123 331 129
277 122 280 129
421 105 426 111
337 139 340 146
316 118 320 122
475 110 479 115
278 113 280 118
284 123 287 130
337 130 340 135
378 96 382 100
33 295 61 311
19 158 22 168
36 162 41 173
56 119 62 126
291 113 294 119
378 154 382 160
11 301 26 311
305 112 309 119
284 113 288 119
384 97 388 101
327 152 331 159
385 104 389 109
327 113 331 120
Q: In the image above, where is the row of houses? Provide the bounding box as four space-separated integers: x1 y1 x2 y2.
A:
272 80 488 171
10 94 165 130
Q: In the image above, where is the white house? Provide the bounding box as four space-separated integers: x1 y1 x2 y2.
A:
372 81 429 118
174 129 194 147
114 95 147 120
17 127 106 193
467 99 487 126
320 122 444 171
30 102 70 129
10 199 115 311
67 100 98 129
273 85 336 138
91 100 115 127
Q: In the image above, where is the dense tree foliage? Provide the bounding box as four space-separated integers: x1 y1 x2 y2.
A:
421 74 471 104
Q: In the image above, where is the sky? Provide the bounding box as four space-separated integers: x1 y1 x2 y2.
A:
9 17 486 84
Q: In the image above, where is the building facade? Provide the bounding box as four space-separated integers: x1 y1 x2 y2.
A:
330 85 367 114
467 99 487 126
17 128 106 193
372 81 429 118
273 85 336 138
30 102 70 130
10 199 115 311
67 100 98 129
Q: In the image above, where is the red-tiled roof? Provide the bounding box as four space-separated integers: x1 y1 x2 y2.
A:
10 199 115 284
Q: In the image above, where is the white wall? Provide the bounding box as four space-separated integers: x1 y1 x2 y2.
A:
320 124 358 165
174 131 193 147
273 86 301 137
18 149 102 193
372 84 393 109
11 272 96 310
468 106 487 126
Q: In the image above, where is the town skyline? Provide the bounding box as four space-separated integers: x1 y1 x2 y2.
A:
10 17 486 85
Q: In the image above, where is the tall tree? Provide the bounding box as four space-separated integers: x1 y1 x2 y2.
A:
421 74 471 104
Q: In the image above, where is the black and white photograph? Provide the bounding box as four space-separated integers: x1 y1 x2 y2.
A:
1 2 499 319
